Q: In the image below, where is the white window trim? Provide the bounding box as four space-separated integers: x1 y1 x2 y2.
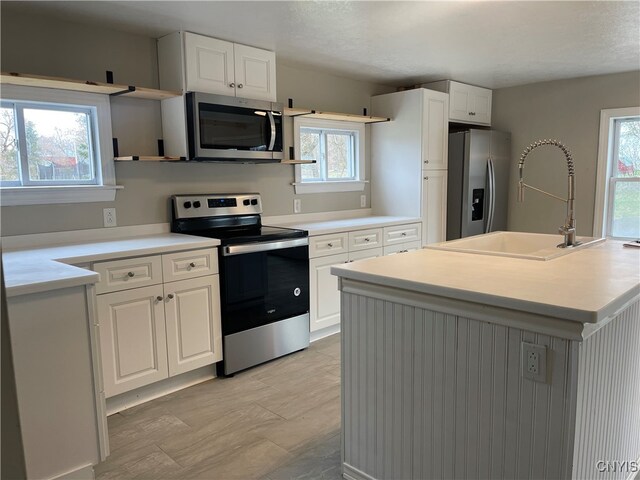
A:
593 106 640 238
0 84 121 206
293 117 367 194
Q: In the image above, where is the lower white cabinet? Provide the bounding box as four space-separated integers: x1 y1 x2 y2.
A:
308 223 420 333
422 170 448 244
94 248 221 398
98 285 169 397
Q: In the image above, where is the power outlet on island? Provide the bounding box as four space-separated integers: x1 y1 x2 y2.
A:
522 342 547 383
103 208 117 228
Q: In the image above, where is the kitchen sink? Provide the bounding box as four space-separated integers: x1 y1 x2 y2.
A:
425 231 605 261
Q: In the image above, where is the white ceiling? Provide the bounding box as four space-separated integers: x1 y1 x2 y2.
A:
4 1 640 89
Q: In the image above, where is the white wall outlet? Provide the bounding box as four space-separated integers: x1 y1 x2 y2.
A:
293 198 302 214
522 342 547 383
360 194 367 208
103 208 117 228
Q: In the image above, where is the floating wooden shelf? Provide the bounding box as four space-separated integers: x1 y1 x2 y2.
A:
280 159 317 165
1 72 181 101
284 106 389 124
115 156 185 162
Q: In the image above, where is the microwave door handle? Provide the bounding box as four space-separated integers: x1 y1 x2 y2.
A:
267 111 276 151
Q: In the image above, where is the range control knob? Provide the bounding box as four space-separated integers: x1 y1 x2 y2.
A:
250 199 258 205
183 201 192 209
193 201 201 208
243 199 250 206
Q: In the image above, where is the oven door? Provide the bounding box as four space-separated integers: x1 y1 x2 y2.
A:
219 238 309 336
187 92 283 161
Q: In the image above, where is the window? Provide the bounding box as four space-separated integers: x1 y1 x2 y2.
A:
293 117 366 194
594 107 640 239
0 85 117 205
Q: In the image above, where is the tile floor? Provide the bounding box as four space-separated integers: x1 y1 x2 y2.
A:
96 333 342 480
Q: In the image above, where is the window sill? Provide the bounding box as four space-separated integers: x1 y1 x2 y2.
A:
293 180 367 194
0 185 123 206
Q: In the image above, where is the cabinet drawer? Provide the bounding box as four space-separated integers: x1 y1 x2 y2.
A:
348 228 383 252
309 233 349 258
383 241 422 256
94 255 162 294
383 223 422 246
349 247 383 262
162 248 218 282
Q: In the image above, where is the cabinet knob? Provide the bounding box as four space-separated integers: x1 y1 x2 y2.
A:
188 262 196 270
229 82 235 88
424 160 429 164
469 112 476 116
167 293 174 300
401 232 407 237
327 243 333 248
424 176 428 180
127 271 135 278
237 83 244 89
156 296 163 302
364 237 370 242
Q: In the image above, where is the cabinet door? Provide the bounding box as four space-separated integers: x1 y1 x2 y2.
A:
164 275 222 377
184 32 235 95
309 253 349 332
468 87 492 125
449 82 472 123
422 89 449 170
422 170 448 245
97 285 169 397
233 43 277 101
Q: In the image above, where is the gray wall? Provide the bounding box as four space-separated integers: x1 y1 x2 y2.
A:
0 8 394 236
492 71 640 236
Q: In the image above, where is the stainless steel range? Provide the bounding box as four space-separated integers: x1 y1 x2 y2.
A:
171 193 310 375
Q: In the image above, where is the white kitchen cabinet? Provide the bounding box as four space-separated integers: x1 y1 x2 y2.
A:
159 31 276 102
309 232 349 258
94 248 221 397
98 285 169 397
383 223 422 246
422 170 448 244
371 89 449 246
309 253 349 332
423 80 492 126
348 228 383 252
164 275 222 376
383 241 422 256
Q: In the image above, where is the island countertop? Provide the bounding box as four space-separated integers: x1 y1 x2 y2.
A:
331 239 639 326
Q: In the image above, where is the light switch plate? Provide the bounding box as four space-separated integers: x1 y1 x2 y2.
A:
293 198 301 214
522 342 547 383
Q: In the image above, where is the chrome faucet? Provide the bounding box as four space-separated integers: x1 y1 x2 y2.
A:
518 139 581 248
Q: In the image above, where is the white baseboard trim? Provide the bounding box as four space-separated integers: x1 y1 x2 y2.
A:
2 223 170 250
51 463 94 480
343 463 376 480
106 365 216 415
263 209 372 226
310 323 341 343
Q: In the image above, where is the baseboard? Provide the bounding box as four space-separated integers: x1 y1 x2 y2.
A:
106 365 216 415
310 323 341 343
51 464 94 480
343 463 376 480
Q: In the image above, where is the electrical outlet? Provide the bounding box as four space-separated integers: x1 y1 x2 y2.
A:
522 342 547 383
103 208 117 228
293 198 302 214
360 194 367 208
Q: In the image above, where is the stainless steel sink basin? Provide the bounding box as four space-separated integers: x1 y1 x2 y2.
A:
425 231 605 261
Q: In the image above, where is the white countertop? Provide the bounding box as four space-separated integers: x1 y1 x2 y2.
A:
332 239 640 324
3 234 220 297
273 215 421 236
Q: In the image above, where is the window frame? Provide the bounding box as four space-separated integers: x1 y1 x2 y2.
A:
0 84 118 206
593 106 640 239
293 117 366 194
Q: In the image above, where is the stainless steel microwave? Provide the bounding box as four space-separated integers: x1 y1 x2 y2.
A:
185 92 284 162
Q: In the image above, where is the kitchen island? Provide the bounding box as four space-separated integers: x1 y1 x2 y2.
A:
332 239 639 480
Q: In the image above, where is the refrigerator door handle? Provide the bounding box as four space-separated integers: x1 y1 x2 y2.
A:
485 157 496 233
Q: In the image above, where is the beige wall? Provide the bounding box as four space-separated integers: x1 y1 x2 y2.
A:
0 9 394 236
492 71 640 236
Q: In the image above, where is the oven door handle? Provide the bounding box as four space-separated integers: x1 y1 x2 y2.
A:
222 237 308 256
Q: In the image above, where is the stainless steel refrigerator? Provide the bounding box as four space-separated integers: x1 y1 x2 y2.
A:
447 129 511 240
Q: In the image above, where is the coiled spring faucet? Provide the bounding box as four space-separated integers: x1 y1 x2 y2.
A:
518 139 580 248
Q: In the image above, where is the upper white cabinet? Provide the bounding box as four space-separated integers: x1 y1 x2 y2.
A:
371 88 449 245
423 80 492 126
158 31 277 102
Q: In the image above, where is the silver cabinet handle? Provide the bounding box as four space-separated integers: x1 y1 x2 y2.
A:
156 296 163 302
469 112 476 116
238 83 243 88
327 243 333 248
364 237 370 242
229 82 235 88
401 232 407 237
127 271 135 278
167 293 174 300
188 262 196 270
